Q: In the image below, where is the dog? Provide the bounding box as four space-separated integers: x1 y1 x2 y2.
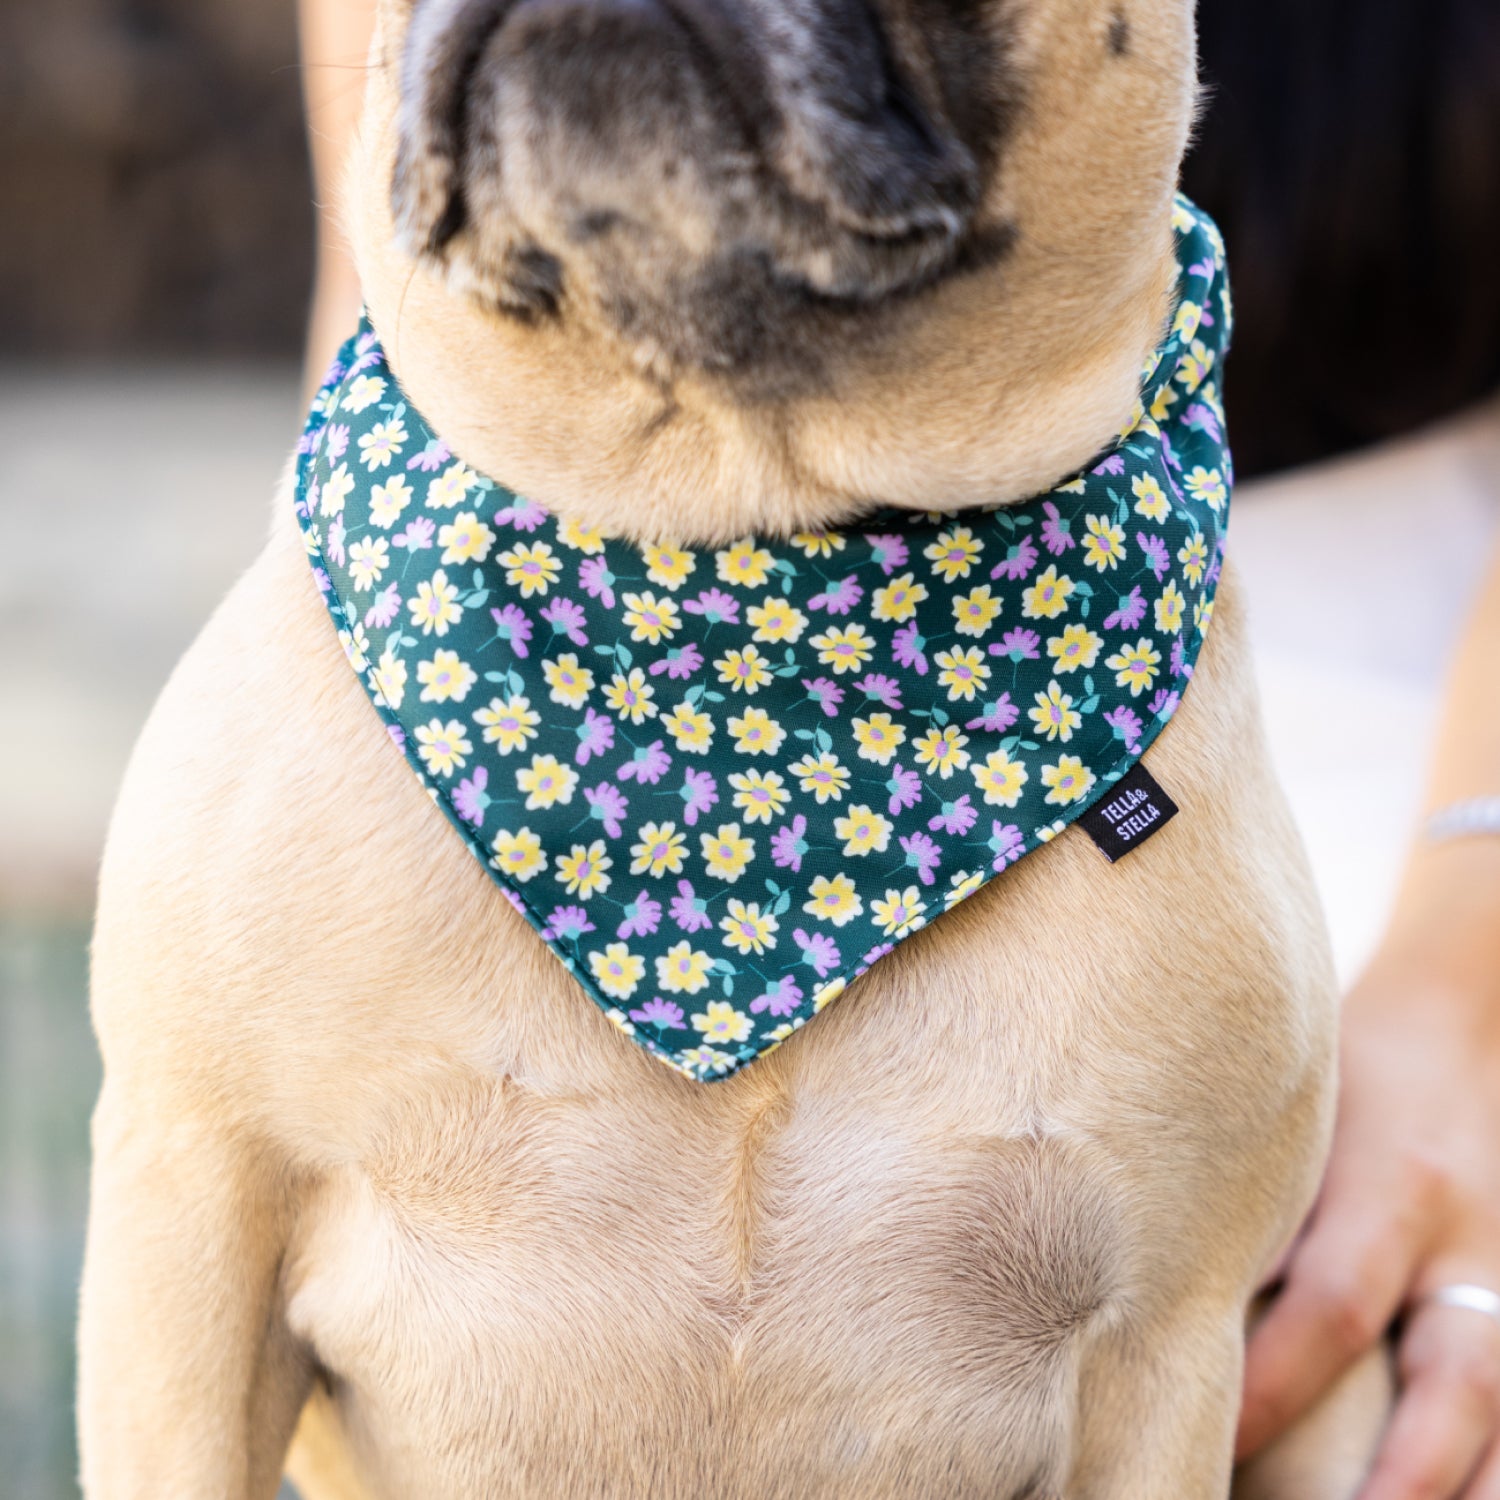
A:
78 0 1384 1493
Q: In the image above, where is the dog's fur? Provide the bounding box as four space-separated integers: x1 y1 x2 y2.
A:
79 1 1382 1493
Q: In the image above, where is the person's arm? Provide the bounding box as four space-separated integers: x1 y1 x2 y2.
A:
299 0 378 402
1238 536 1500 1500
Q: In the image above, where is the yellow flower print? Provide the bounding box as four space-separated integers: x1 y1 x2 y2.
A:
473 693 540 752
1046 623 1102 674
803 873 863 927
1041 755 1097 806
1195 596 1214 632
368 474 412 527
516 752 579 810
913 724 971 778
700 822 755 881
691 999 753 1043
1028 681 1081 742
716 644 773 693
936 645 990 702
630 820 687 877
543 652 594 708
729 768 790 824
339 624 370 674
924 525 982 581
728 707 786 756
945 869 985 909
605 668 657 724
952 584 1001 636
621 590 681 646
1177 534 1209 586
1172 299 1203 341
811 623 874 674
1175 339 1215 394
425 461 477 508
812 977 845 1012
438 511 495 566
370 647 407 710
657 941 715 995
491 826 545 883
347 536 390 592
789 750 850 802
409 569 463 635
643 543 695 590
971 749 1028 807
1021 564 1074 620
871 573 929 623
606 1008 636 1036
1184 466 1227 512
720 899 778 956
662 700 714 755
716 540 774 589
834 804 893 857
747 596 808 644
1154 579 1185 635
870 887 927 938
1149 381 1178 424
1081 515 1125 572
1131 473 1169 522
851 712 905 765
791 531 845 559
589 941 642 999
415 718 472 777
417 648 477 703
499 540 561 597
357 416 407 470
558 840 613 897
558 515 606 554
341 373 386 413
1105 638 1161 697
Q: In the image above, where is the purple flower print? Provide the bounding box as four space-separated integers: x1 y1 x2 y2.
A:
854 673 903 710
649 642 705 680
771 814 809 873
1161 430 1183 474
495 494 548 531
501 887 527 917
541 904 595 943
678 768 719 825
990 532 1039 582
1207 548 1224 588
365 583 401 629
323 422 350 462
618 739 671 786
864 534 909 576
584 781 629 839
617 890 664 941
453 766 491 827
809 576 864 615
394 515 435 552
1149 687 1181 719
803 677 845 717
311 565 331 596
1092 452 1126 477
629 995 686 1029
683 588 739 624
886 765 922 817
1137 532 1169 580
1171 636 1190 679
574 707 616 766
490 602 534 658
928 795 978 837
900 830 942 886
750 975 804 1017
1184 402 1222 443
1103 587 1146 632
987 821 1024 871
541 596 588 647
861 941 895 967
326 517 346 568
578 556 616 608
991 626 1041 663
964 691 1019 734
1103 704 1143 756
892 622 928 674
1040 501 1076 555
793 927 841 979
670 880 713 934
387 723 407 751
406 436 451 473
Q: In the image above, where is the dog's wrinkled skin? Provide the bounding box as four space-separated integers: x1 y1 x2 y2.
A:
79 1 1387 1495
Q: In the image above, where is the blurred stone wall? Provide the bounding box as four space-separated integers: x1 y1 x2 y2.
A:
0 0 313 356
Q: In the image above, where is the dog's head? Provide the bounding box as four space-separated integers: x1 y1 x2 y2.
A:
349 0 1198 541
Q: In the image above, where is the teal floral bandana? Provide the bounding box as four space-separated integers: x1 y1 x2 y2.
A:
295 195 1232 1081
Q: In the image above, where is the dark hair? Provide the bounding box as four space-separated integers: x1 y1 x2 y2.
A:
1182 0 1500 478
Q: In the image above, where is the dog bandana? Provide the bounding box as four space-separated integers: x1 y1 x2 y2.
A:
295 194 1232 1081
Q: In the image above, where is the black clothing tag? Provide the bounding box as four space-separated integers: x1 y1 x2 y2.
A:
1078 762 1179 863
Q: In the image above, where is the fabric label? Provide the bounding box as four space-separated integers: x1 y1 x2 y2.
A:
1077 762 1179 862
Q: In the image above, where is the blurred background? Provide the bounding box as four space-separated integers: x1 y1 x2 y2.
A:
1 1 1498 1494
